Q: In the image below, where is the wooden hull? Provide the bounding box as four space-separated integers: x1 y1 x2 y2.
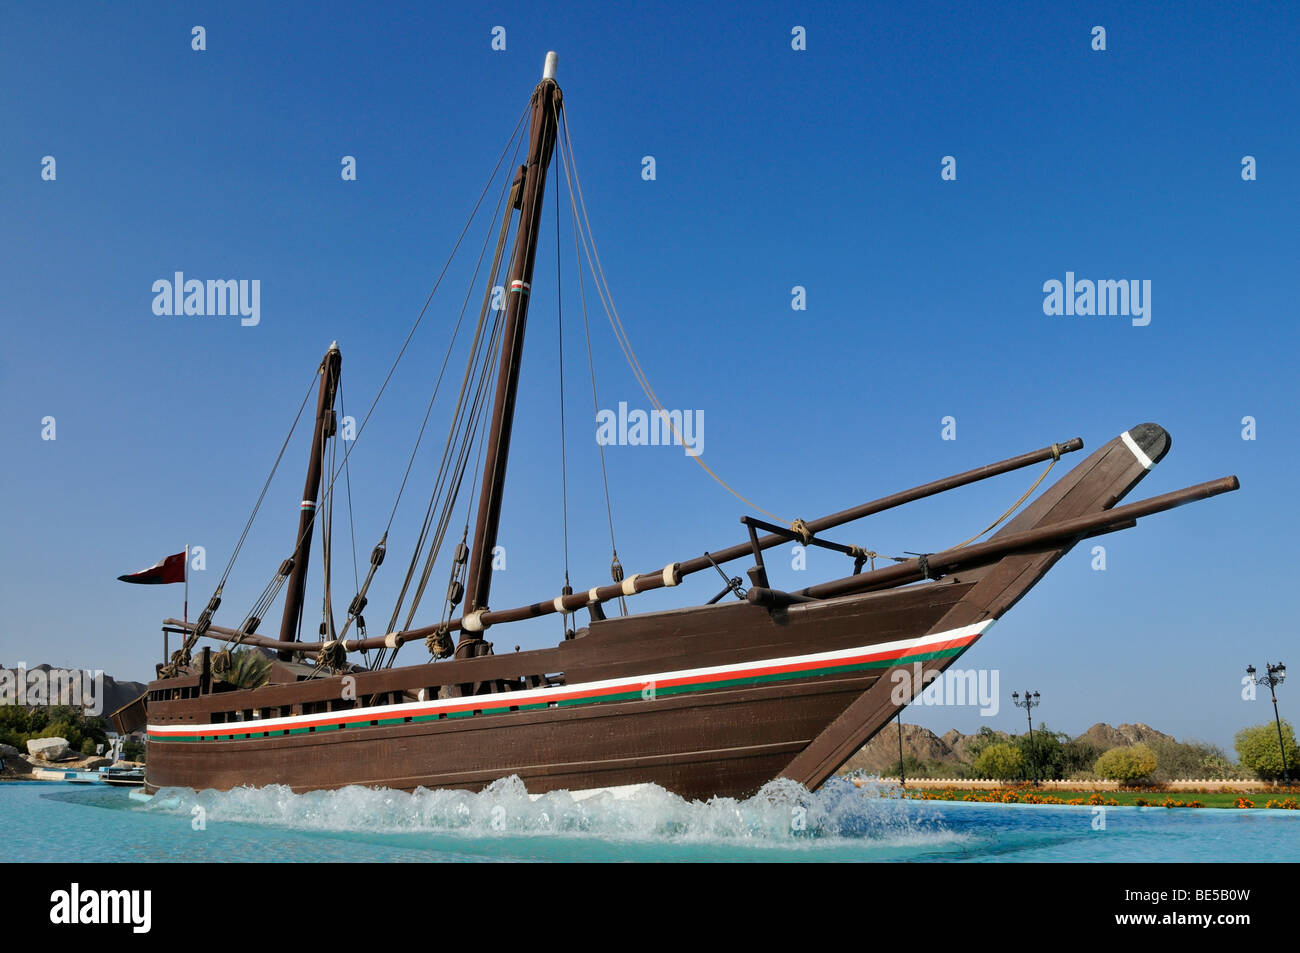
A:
145 583 982 800
144 425 1175 800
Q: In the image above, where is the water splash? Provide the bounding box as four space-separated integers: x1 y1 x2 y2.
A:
142 774 962 848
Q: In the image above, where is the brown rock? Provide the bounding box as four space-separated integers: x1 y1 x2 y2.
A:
1116 723 1174 746
947 729 1012 764
1074 723 1129 751
839 723 954 775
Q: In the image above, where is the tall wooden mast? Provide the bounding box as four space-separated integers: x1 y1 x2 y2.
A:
278 341 342 660
462 53 563 646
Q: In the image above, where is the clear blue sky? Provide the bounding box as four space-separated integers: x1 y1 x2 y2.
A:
1 1 1296 754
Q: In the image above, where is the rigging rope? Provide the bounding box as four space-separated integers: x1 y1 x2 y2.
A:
558 115 625 613
185 104 532 672
558 107 790 528
213 369 319 594
338 385 360 594
949 443 1062 550
379 142 524 663
554 137 572 630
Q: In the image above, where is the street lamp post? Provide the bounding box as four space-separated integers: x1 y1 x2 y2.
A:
1247 662 1289 784
1012 690 1042 785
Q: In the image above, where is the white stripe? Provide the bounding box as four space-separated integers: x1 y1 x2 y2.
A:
1120 430 1154 470
148 620 994 737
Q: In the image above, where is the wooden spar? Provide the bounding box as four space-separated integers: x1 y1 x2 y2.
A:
276 342 342 661
166 435 1083 655
462 56 563 636
749 474 1240 605
675 437 1083 578
169 473 1236 658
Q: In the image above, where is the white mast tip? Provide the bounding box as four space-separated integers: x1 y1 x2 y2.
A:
543 51 558 81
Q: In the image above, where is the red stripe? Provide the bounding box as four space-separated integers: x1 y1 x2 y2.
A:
150 632 978 739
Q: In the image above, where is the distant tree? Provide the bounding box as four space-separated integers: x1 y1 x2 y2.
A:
974 742 1025 781
0 705 108 752
1198 750 1239 780
1095 743 1158 784
1017 726 1068 780
1148 737 1240 781
885 755 926 779
121 738 146 763
964 726 1005 761
1061 738 1103 777
1234 721 1299 781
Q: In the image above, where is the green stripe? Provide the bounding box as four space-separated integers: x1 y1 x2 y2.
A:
149 644 966 743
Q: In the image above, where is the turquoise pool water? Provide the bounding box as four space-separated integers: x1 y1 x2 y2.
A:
2 777 1296 862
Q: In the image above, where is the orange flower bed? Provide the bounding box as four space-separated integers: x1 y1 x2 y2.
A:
1130 797 1205 808
901 788 1121 807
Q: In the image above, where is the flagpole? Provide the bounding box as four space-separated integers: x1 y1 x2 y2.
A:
184 543 189 629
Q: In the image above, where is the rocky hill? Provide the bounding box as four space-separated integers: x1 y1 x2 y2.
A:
839 721 1181 776
1074 722 1174 750
0 663 148 718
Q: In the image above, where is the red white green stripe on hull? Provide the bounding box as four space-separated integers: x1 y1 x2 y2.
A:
147 620 992 743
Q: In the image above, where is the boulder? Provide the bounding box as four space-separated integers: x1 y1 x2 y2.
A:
26 737 72 762
0 743 22 759
0 754 33 776
79 757 113 770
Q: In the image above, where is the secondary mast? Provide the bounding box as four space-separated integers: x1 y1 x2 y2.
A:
462 52 563 650
277 341 342 660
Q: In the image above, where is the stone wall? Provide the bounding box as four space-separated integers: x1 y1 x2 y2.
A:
867 777 1293 792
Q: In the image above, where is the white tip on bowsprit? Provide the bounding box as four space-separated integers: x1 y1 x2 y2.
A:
1120 430 1155 470
543 51 558 81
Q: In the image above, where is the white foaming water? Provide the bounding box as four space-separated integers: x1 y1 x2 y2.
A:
142 774 965 848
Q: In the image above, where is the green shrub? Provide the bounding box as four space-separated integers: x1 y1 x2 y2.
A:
1147 737 1240 781
0 705 108 752
1234 721 1299 781
1095 743 1158 783
974 742 1025 780
121 738 146 763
